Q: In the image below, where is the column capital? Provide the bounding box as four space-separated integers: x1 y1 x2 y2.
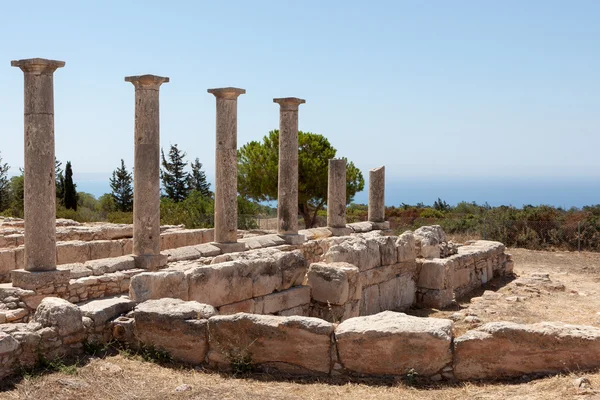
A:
273 97 305 111
11 58 65 74
125 75 169 90
208 87 246 99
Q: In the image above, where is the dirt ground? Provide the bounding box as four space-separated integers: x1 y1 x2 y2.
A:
3 248 600 400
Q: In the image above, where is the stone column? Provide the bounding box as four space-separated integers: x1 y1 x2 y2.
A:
10 58 70 290
327 159 351 236
208 87 246 253
368 166 390 229
274 97 305 244
125 75 169 270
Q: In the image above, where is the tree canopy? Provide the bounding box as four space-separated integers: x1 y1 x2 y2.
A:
64 161 78 211
238 130 364 228
188 157 211 198
110 159 134 212
161 144 190 202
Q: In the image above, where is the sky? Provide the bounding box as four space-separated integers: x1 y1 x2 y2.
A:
0 1 599 207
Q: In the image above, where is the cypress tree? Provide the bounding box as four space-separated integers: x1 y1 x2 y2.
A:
188 158 211 198
55 158 65 206
160 144 189 202
0 152 10 212
64 161 78 211
109 159 134 212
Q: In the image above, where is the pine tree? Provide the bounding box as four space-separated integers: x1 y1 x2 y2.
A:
109 159 134 212
161 144 190 202
55 158 65 206
64 161 78 211
188 158 211 198
0 152 10 212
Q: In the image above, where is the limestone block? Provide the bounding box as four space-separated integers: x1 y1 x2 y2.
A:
89 240 124 260
245 258 282 297
56 241 91 264
360 262 416 287
370 235 397 266
87 256 135 276
417 288 454 309
307 262 360 305
417 259 454 290
275 250 307 289
160 231 188 250
396 231 417 262
183 230 205 246
454 322 600 380
14 246 24 269
298 227 332 240
165 246 202 262
120 239 133 255
414 226 447 259
78 296 135 327
324 237 380 271
335 311 453 376
218 299 256 315
186 261 253 306
33 297 84 336
378 275 416 311
202 229 215 243
347 221 373 233
194 243 221 257
360 284 380 315
256 286 311 314
207 313 333 374
134 298 215 364
0 249 16 276
452 267 471 289
129 271 188 302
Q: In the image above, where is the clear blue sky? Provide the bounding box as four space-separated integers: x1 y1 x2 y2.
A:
1 1 599 205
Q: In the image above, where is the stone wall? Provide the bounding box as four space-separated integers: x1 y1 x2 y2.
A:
416 240 514 308
0 226 214 283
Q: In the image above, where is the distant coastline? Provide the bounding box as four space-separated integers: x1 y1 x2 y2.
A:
73 174 600 209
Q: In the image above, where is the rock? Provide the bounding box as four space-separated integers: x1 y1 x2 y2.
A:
464 316 481 324
413 226 446 259
0 331 20 355
57 378 90 389
98 361 123 374
174 384 192 392
306 262 360 305
454 321 600 380
135 298 217 322
324 237 380 272
78 296 135 326
134 299 216 364
33 297 83 336
207 313 334 374
335 311 453 376
573 377 591 389
396 231 416 262
129 271 188 303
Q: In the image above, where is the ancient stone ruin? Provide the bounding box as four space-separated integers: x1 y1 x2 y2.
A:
2 58 600 382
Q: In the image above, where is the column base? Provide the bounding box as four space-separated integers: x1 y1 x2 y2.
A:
212 242 246 254
370 221 390 230
11 269 70 291
134 254 168 271
328 226 353 237
277 234 306 245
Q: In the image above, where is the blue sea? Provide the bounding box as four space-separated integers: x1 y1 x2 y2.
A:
75 174 600 209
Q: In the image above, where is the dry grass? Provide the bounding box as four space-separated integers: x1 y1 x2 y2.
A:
3 248 600 399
